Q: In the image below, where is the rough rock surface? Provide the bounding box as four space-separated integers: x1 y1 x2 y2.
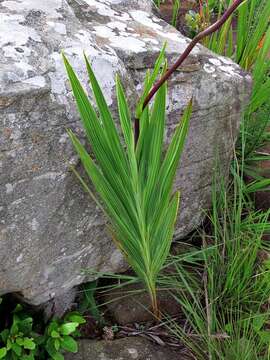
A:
66 337 187 360
0 0 251 305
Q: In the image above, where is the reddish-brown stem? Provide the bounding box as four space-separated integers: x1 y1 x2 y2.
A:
134 116 140 147
134 0 245 145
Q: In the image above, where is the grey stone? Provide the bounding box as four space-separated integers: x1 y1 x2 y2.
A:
65 337 188 360
0 0 251 305
43 287 77 320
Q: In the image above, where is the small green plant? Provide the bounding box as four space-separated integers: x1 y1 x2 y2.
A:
185 10 203 37
63 49 192 318
185 0 215 41
41 312 85 360
0 305 37 360
0 300 85 360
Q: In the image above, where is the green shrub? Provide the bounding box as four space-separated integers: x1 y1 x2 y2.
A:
40 312 85 360
0 304 37 360
0 300 85 360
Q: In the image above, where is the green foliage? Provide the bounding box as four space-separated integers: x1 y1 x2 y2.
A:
0 305 37 360
209 0 270 100
185 0 213 40
63 51 192 317
184 0 270 133
185 10 202 37
211 0 270 69
165 140 270 359
0 301 85 360
41 312 85 360
152 2 270 356
202 0 270 193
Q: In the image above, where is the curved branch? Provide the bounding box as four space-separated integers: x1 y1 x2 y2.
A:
135 0 245 145
143 0 244 109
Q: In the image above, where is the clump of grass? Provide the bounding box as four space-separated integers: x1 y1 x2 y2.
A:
157 2 270 356
164 130 270 359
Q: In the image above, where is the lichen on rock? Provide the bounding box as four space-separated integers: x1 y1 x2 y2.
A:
0 0 251 307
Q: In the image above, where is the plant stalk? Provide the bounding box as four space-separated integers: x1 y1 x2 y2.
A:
149 284 160 320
